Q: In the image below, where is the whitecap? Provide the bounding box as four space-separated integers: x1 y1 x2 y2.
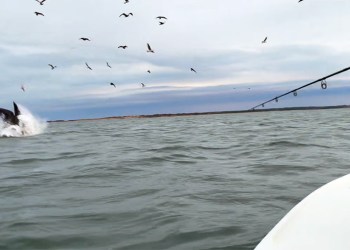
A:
0 104 47 137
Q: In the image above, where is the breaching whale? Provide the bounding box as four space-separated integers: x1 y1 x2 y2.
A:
0 102 21 125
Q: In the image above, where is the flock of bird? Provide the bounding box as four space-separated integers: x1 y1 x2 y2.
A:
27 0 190 92
24 0 305 94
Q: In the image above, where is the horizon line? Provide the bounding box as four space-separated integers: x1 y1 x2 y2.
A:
48 104 350 123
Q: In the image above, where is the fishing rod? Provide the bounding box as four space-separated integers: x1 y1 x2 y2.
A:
251 66 350 110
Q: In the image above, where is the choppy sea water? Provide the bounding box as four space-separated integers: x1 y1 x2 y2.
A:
1 109 350 250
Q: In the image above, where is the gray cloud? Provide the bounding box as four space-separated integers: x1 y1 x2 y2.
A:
1 0 350 119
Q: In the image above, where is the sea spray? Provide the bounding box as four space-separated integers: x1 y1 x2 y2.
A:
0 104 47 137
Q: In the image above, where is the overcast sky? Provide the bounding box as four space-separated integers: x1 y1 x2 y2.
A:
1 0 350 120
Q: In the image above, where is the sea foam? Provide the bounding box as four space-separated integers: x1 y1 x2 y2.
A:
0 104 47 137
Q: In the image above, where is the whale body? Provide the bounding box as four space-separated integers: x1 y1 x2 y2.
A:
0 102 21 125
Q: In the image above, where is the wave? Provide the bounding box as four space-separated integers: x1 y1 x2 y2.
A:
267 140 331 149
0 104 47 137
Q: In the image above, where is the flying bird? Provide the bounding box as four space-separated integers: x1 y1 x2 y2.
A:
85 62 92 70
147 43 154 53
147 70 151 73
48 64 57 70
34 12 44 16
110 83 116 88
21 85 26 92
156 16 167 20
262 36 268 43
118 45 128 49
159 22 165 25
80 37 90 41
36 0 46 5
124 0 129 3
141 83 145 88
119 13 133 17
298 0 303 2
106 62 112 68
190 68 197 73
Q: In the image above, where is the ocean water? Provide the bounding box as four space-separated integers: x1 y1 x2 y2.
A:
1 108 350 250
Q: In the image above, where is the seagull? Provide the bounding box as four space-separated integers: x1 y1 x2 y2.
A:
34 11 44 16
156 16 167 20
48 64 57 70
36 0 46 5
262 36 268 43
80 37 90 41
119 13 133 17
147 70 151 73
110 83 116 88
147 43 154 53
118 45 128 49
141 83 145 88
106 62 112 68
190 68 197 73
21 85 26 92
159 22 165 25
85 62 92 70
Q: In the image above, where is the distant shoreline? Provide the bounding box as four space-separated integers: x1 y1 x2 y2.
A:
48 105 350 123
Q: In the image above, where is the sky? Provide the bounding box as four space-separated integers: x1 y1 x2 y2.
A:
1 0 350 120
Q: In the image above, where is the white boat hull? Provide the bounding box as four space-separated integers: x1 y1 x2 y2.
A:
256 174 350 250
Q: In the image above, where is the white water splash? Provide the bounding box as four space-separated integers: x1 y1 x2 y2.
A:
0 104 47 137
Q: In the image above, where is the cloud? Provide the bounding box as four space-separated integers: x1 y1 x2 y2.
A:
29 79 350 120
1 0 350 119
